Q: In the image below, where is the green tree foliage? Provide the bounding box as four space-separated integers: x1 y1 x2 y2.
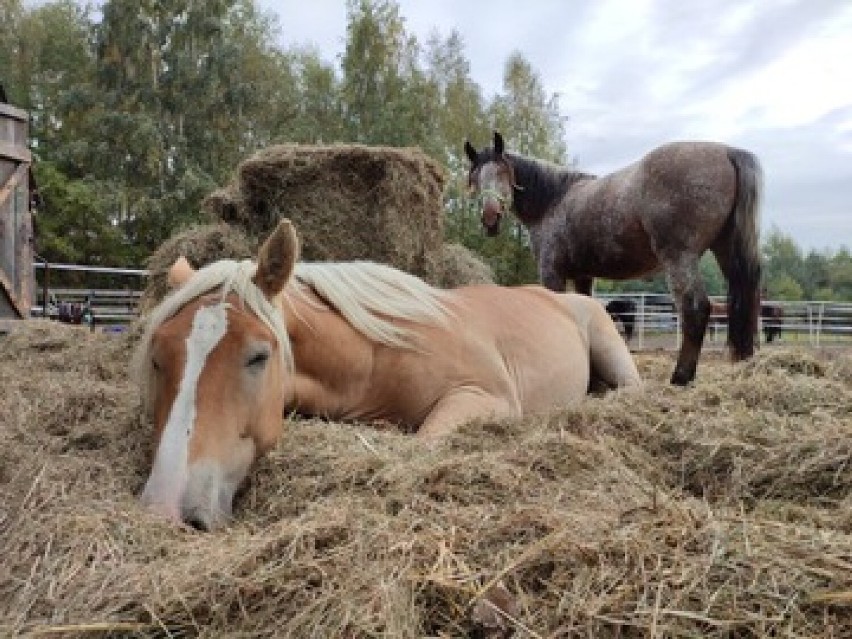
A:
341 0 433 147
85 0 289 256
827 248 852 300
0 0 27 102
33 161 127 267
2 0 849 301
760 228 852 301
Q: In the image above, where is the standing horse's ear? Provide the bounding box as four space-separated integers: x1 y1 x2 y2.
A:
464 140 478 164
168 256 195 289
493 131 505 156
254 219 300 298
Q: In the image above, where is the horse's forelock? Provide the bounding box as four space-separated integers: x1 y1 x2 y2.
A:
469 147 500 171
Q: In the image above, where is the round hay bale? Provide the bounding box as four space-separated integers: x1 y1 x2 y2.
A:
202 144 446 279
428 243 494 288
138 223 255 313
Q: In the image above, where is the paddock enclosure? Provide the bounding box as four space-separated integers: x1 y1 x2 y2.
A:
1 320 850 637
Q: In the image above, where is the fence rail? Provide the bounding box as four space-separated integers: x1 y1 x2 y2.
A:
30 262 147 328
597 293 852 349
21 261 852 347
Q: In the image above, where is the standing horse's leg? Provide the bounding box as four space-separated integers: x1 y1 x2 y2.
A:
573 276 594 296
666 259 711 385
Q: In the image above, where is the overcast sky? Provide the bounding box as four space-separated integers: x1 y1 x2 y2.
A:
257 0 852 252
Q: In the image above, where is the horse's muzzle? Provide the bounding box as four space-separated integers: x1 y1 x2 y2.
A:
481 204 502 236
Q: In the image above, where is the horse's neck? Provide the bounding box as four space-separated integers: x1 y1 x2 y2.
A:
509 154 593 225
280 283 377 418
281 282 375 360
281 283 328 339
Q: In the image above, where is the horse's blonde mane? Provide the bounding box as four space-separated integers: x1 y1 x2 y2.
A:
293 261 450 348
133 259 451 398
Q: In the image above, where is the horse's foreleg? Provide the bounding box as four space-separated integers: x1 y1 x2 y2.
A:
666 262 711 386
416 392 519 439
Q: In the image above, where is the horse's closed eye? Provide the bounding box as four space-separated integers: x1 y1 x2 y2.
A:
246 351 269 369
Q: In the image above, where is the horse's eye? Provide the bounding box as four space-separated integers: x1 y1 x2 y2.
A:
246 350 269 369
152 359 161 372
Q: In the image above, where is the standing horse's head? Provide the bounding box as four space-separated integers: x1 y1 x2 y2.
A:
465 131 517 236
135 220 299 531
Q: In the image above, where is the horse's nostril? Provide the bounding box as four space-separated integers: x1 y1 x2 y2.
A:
185 516 209 532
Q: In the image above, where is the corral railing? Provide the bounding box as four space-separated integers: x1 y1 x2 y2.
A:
597 293 852 349
24 263 852 347
31 262 148 330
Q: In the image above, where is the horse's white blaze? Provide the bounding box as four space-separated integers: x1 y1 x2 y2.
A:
479 164 508 200
141 303 229 518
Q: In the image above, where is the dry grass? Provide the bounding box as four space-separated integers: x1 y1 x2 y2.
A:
1 321 851 638
431 243 494 289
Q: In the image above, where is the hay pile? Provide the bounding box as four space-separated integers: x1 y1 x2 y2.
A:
431 242 494 288
2 322 851 637
138 223 256 313
203 144 447 282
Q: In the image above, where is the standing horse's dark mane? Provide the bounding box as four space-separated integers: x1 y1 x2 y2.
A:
504 153 594 223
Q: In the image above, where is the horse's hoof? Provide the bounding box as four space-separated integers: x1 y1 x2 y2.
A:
670 371 693 386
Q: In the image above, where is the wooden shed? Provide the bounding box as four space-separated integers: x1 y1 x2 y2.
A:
0 90 36 320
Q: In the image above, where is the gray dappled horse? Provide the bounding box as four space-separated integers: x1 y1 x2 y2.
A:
465 132 762 385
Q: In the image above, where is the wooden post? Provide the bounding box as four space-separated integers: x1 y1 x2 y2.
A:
0 99 35 319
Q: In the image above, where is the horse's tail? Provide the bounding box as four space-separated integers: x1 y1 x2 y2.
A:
725 147 763 360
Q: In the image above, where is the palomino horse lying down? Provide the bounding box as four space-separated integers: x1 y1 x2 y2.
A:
135 220 640 529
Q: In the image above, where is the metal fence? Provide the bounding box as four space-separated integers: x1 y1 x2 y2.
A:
597 293 852 349
23 262 852 348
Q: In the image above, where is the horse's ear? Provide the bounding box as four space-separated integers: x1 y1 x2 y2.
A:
254 219 300 298
168 256 195 289
493 131 504 156
464 140 478 164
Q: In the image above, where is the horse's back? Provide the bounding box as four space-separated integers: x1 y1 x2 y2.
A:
297 282 639 430
450 285 639 397
444 285 596 409
590 141 740 255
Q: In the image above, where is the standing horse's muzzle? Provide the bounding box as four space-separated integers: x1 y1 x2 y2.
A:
481 201 503 236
